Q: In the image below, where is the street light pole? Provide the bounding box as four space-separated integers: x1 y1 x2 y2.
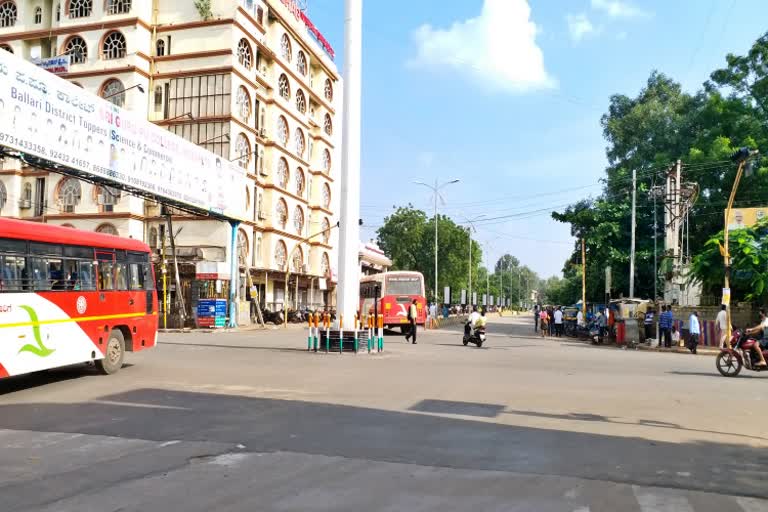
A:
414 178 460 302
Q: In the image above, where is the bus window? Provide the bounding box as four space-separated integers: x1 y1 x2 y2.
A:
63 260 78 290
0 255 26 291
78 261 97 290
143 263 155 290
385 276 422 296
129 263 145 290
115 262 129 291
98 261 115 290
30 258 50 290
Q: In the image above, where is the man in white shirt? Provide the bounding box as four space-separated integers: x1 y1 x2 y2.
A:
553 307 564 338
716 304 729 348
469 306 481 327
577 309 585 328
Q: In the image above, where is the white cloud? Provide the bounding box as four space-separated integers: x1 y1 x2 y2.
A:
590 0 649 19
407 0 556 94
566 13 596 42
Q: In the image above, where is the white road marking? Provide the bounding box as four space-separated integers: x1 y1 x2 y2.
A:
736 496 768 512
632 486 695 512
158 440 181 447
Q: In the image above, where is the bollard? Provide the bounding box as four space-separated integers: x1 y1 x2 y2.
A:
339 314 344 354
354 314 359 353
367 315 372 353
313 312 320 352
378 314 384 352
307 315 313 351
325 313 330 353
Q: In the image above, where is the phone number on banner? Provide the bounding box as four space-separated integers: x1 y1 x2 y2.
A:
0 132 48 157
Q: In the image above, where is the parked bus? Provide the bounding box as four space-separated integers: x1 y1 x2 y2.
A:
0 218 157 379
360 271 426 330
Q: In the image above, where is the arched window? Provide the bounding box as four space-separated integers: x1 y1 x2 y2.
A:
64 35 88 64
278 74 290 100
235 133 250 169
323 114 333 136
237 229 248 266
276 115 288 146
295 89 306 114
293 205 304 235
34 6 42 23
256 6 263 24
321 252 330 276
235 86 251 122
322 217 331 243
294 128 305 159
292 246 303 272
322 183 331 209
0 1 17 27
324 78 333 102
237 38 252 69
155 39 165 56
0 180 6 211
295 167 305 197
57 178 82 213
322 148 331 174
95 223 119 236
274 240 287 269
0 44 12 54
275 199 288 229
68 0 92 19
96 185 121 212
153 85 162 111
280 33 292 62
100 78 125 107
102 31 127 60
106 0 131 15
276 157 289 189
296 50 307 76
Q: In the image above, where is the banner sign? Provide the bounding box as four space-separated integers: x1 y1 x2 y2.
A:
472 292 477 306
0 50 247 221
461 289 467 305
34 55 70 75
443 286 451 305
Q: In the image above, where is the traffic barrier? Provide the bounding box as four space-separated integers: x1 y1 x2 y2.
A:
313 312 320 352
307 315 313 351
324 312 331 353
354 314 359 353
339 314 344 354
378 314 384 352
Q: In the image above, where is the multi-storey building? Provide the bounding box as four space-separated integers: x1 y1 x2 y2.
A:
0 0 340 325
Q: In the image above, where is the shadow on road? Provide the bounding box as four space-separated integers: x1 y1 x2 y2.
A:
160 341 308 354
0 364 132 396
667 370 762 379
0 388 766 499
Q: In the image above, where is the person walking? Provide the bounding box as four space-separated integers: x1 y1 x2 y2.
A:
547 306 554 337
539 308 549 338
715 304 729 348
428 302 437 329
688 311 700 354
405 299 418 344
554 306 564 337
534 304 540 332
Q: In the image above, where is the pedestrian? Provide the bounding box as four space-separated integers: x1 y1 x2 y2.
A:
644 308 655 343
429 302 437 328
659 305 673 348
534 304 540 332
539 308 549 338
688 311 700 354
671 325 680 347
404 299 418 344
554 306 564 337
715 304 729 348
547 306 554 337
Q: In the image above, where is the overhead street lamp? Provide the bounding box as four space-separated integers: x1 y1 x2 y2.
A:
414 178 460 303
462 214 486 309
102 83 145 100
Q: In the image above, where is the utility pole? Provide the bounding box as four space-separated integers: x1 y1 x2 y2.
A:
629 168 637 298
468 227 472 306
582 238 587 317
165 209 186 325
650 183 663 301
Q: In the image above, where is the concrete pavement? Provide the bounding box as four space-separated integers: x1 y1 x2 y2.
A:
0 314 766 511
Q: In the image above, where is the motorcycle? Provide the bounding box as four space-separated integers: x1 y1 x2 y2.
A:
463 322 486 347
716 329 768 377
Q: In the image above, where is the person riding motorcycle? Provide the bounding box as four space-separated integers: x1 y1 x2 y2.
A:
475 309 487 331
744 308 768 367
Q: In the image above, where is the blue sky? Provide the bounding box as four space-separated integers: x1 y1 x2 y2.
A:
305 0 768 278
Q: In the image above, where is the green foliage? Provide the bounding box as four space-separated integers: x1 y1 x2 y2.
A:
194 0 212 20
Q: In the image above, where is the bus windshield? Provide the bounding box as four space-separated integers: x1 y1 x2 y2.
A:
386 276 421 296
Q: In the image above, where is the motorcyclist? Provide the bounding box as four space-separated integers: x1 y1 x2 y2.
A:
475 309 487 332
744 308 768 367
468 306 481 327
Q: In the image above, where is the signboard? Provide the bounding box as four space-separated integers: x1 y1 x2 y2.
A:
725 207 768 231
461 289 467 305
34 55 70 75
482 294 487 306
0 50 247 221
722 287 731 306
472 292 477 306
490 295 494 307
443 286 451 305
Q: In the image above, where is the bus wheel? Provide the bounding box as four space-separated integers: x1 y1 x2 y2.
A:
97 329 125 375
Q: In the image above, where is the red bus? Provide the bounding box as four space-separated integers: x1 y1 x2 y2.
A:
360 271 427 330
0 218 157 379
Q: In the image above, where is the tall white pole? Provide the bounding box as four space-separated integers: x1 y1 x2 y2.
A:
629 167 636 298
434 178 438 303
336 0 362 325
468 227 472 306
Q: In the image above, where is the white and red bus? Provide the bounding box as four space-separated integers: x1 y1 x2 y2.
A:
0 218 157 379
360 271 427 330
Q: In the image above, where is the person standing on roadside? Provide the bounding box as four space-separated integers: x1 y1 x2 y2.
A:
644 308 655 343
659 305 673 348
547 306 554 337
554 306 564 337
534 304 540 332
539 308 549 338
716 304 729 348
687 311 700 354
405 299 418 344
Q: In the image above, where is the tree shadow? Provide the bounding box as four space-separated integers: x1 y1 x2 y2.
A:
668 370 763 379
0 387 766 505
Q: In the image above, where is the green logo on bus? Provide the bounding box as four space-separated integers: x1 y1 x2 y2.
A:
17 306 55 358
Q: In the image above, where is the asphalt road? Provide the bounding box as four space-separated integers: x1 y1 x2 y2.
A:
1 314 766 512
